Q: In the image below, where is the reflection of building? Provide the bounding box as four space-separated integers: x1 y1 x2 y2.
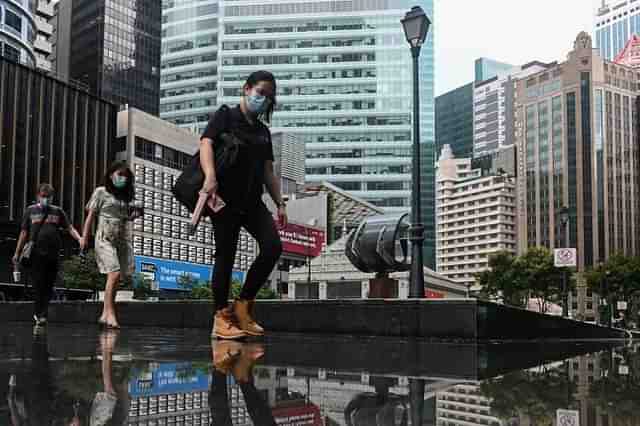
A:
515 33 640 320
128 362 212 424
57 0 161 114
436 145 517 289
117 108 255 291
0 55 118 283
0 0 54 70
437 383 504 426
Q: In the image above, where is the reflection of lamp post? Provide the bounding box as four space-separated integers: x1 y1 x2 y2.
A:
559 206 569 317
401 6 431 299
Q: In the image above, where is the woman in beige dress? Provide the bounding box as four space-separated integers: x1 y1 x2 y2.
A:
81 161 143 329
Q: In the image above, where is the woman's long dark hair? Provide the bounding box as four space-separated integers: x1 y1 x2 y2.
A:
244 70 277 124
104 161 135 203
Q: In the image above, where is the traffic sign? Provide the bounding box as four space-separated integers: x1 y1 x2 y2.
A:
554 248 577 267
557 409 579 426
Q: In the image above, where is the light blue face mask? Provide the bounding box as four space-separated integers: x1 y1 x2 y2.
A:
112 175 128 189
39 197 51 207
246 93 269 114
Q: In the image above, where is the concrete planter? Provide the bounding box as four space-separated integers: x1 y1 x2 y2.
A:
98 290 135 302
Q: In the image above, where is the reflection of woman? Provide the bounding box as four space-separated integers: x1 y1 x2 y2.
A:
82 162 143 329
89 330 130 426
210 341 276 425
7 332 53 425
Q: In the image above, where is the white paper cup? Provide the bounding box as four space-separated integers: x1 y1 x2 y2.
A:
13 271 21 282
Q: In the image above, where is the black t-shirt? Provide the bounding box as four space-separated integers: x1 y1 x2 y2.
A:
201 105 274 211
21 204 70 259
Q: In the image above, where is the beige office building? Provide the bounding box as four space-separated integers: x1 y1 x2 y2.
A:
515 32 640 319
436 145 517 289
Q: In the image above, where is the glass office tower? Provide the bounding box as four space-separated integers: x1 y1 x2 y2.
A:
160 0 219 129
68 0 162 115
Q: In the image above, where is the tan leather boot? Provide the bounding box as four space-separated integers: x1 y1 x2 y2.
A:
233 299 265 336
232 343 265 384
211 307 246 340
212 340 242 374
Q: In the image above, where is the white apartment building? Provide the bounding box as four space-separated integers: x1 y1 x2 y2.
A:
436 145 517 289
473 61 551 158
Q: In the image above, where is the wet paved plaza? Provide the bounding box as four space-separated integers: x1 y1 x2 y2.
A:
0 323 638 425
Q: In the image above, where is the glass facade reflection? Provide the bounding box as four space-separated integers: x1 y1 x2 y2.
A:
69 0 161 115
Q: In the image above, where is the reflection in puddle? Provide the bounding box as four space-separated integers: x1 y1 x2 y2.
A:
0 325 637 425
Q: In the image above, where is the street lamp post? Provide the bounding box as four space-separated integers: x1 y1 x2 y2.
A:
559 206 570 317
401 6 431 299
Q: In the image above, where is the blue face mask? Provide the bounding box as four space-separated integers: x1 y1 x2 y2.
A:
246 93 269 114
112 175 128 189
39 197 51 207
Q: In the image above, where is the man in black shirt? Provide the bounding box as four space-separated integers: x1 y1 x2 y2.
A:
13 184 83 326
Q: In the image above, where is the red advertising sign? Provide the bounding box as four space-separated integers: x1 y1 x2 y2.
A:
279 223 325 258
272 404 323 426
425 289 445 299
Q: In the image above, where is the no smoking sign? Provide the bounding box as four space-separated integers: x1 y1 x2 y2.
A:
557 409 579 426
554 248 577 268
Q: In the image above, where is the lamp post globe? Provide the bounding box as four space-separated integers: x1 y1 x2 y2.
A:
401 6 431 49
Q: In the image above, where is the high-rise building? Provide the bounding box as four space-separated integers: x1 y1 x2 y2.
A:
515 32 640 320
0 0 54 71
56 0 161 115
436 82 474 158
436 145 517 289
50 0 72 80
474 57 514 82
474 61 552 158
272 132 305 185
159 0 219 130
594 0 640 61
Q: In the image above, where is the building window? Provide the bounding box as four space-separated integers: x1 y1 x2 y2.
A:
4 9 22 34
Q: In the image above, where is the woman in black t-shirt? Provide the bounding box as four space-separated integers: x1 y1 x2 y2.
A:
200 71 286 340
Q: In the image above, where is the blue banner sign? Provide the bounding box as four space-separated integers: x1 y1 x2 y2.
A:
134 256 244 290
129 362 212 397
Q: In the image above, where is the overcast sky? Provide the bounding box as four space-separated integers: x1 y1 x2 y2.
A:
435 0 602 96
